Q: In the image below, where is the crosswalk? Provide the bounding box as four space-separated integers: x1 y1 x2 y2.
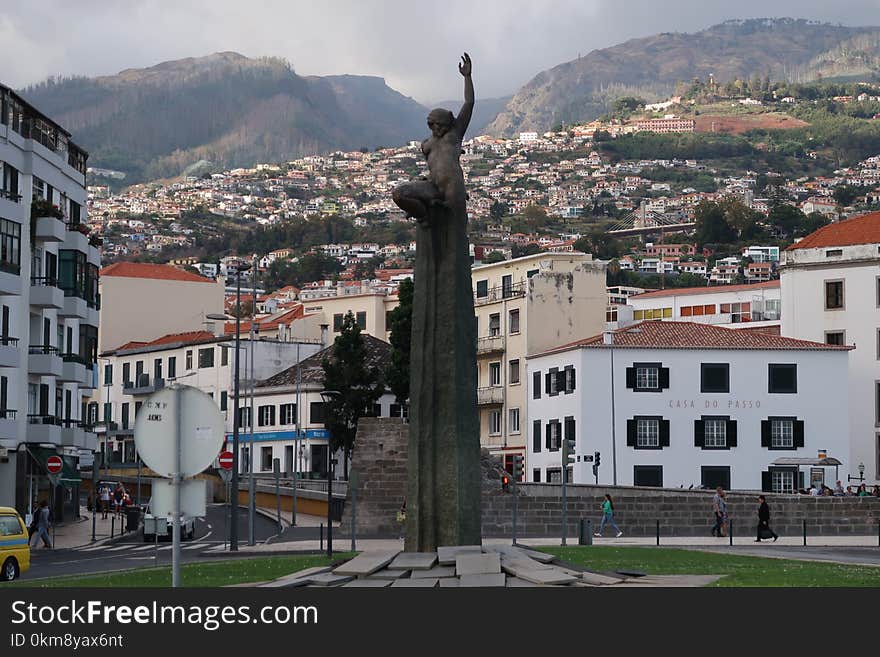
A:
74 541 214 555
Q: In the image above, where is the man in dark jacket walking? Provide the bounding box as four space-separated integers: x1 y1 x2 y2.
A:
755 495 778 542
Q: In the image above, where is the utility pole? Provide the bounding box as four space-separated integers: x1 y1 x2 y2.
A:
292 341 301 526
229 262 251 551
248 255 257 546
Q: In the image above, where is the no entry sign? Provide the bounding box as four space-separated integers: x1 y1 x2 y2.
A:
46 455 63 474
218 451 234 471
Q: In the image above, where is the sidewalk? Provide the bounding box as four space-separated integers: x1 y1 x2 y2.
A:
42 506 130 550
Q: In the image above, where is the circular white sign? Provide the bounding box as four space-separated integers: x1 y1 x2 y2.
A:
134 385 225 478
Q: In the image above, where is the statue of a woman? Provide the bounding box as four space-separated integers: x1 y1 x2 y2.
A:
393 53 481 551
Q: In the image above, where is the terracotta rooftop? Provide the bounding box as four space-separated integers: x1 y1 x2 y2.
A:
105 330 219 355
100 262 217 283
786 211 880 250
225 305 305 334
630 280 778 300
538 321 851 356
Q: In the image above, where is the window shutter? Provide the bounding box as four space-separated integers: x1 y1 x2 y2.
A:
761 420 771 448
39 384 49 416
626 419 636 447
570 367 576 392
798 471 805 490
793 420 805 448
694 419 705 447
533 420 541 453
625 367 636 389
545 372 551 395
545 423 552 449
727 419 737 447
533 371 541 399
554 370 565 396
761 471 771 492
658 367 669 389
659 419 670 447
564 416 575 443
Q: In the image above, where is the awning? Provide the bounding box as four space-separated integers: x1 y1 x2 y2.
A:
25 445 82 485
771 457 843 467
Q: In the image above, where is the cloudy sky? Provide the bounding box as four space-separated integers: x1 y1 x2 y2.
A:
2 1 879 102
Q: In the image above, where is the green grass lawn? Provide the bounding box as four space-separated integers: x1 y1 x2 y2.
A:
538 546 880 587
4 553 356 588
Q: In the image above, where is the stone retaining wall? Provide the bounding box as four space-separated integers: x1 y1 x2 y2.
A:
342 418 880 538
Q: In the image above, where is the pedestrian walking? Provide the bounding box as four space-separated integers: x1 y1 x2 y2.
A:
30 500 52 549
755 495 778 542
594 494 623 538
711 486 728 537
99 484 110 519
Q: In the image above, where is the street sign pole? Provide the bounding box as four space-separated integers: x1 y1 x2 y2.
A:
91 452 98 542
274 459 281 530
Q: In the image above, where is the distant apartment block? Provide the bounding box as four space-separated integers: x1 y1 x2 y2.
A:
634 116 696 134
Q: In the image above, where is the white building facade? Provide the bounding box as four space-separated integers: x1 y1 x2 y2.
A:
781 211 880 483
527 321 850 491
0 83 98 518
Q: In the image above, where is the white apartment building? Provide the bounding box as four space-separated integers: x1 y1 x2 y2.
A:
471 252 607 473
627 280 781 329
96 330 321 472
781 211 880 483
0 83 98 519
742 245 780 263
527 321 851 490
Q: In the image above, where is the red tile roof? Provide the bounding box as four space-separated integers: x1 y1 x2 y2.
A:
100 262 217 283
105 330 218 355
786 210 880 250
631 280 778 300
538 321 850 356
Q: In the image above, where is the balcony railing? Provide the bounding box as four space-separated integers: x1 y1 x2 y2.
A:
0 189 22 203
477 386 504 406
0 409 17 419
0 336 19 346
477 335 505 355
474 281 528 306
27 414 61 426
30 276 58 287
28 345 59 355
61 352 90 365
123 373 165 395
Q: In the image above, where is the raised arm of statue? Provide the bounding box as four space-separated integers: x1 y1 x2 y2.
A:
454 52 474 138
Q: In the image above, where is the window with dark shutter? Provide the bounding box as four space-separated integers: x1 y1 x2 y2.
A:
659 419 670 447
545 422 552 450
556 370 566 395
768 364 797 394
545 372 552 395
533 420 541 453
694 419 705 447
628 362 667 392
625 367 636 389
761 420 771 447
533 371 541 399
533 469 541 483
700 363 729 393
793 420 805 448
761 471 772 492
564 416 575 446
658 367 669 389
726 419 737 447
564 365 576 393
626 419 636 447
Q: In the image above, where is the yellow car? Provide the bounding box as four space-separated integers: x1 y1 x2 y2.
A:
0 506 30 581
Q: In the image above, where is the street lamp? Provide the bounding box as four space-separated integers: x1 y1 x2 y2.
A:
319 390 340 557
848 461 866 483
213 261 251 551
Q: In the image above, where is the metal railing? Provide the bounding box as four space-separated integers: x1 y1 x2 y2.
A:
0 336 19 346
27 414 61 426
30 276 59 287
474 280 528 306
28 344 59 355
0 409 17 419
0 189 22 202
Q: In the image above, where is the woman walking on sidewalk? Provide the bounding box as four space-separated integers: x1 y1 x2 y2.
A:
755 495 778 542
594 494 623 538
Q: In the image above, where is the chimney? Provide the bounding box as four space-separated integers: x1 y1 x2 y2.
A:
603 331 614 345
320 324 329 347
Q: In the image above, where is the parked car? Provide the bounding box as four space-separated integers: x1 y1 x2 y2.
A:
0 506 30 581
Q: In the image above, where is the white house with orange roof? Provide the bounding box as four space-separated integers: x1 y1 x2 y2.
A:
781 210 880 483
526 321 851 490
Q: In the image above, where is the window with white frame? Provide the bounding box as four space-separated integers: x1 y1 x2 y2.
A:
489 410 502 435
771 470 795 494
771 419 794 448
509 408 520 434
509 359 520 384
547 468 562 484
489 362 501 386
636 418 659 448
636 366 658 390
280 403 297 425
508 309 520 334
704 418 727 447
489 313 500 336
258 405 275 427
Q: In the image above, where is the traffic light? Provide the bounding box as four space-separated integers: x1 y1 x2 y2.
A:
502 474 510 491
594 451 601 467
512 454 524 481
563 436 576 464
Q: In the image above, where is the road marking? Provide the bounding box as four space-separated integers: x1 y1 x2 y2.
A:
183 544 205 551
106 545 133 552
131 545 154 552
77 545 109 552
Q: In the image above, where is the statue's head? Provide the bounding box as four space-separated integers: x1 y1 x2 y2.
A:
427 108 454 138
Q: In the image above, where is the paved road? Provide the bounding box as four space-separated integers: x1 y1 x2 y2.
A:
19 505 280 581
693 545 880 566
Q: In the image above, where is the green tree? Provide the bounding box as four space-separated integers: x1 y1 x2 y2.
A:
321 312 385 475
385 278 413 407
511 242 542 258
489 201 509 222
833 185 861 207
481 251 506 264
694 201 736 246
767 204 806 238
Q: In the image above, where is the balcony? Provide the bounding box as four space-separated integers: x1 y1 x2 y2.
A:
28 345 62 377
60 419 93 449
477 335 505 356
63 225 89 252
107 424 134 439
0 409 18 440
59 354 90 386
474 281 527 307
59 295 88 319
0 337 20 368
87 244 101 268
26 415 61 444
0 262 22 296
123 373 165 396
477 386 504 406
33 216 66 243
29 278 64 309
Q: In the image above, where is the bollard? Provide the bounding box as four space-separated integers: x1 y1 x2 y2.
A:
656 520 660 546
111 516 115 539
578 519 593 545
729 520 733 546
803 519 807 546
319 523 324 553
